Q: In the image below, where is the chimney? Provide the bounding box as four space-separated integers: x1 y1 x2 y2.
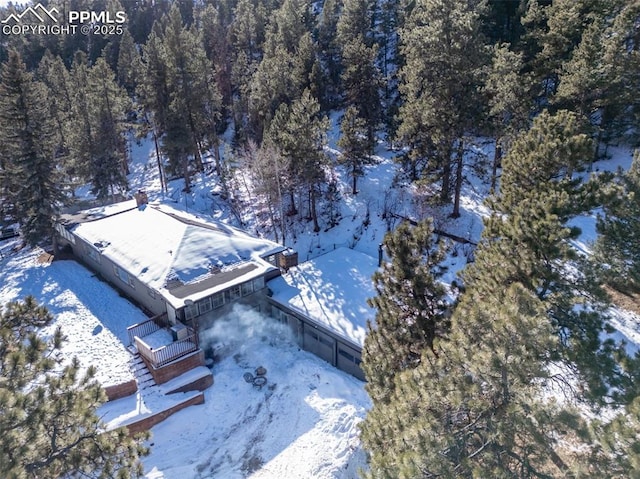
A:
135 190 148 208
378 243 383 267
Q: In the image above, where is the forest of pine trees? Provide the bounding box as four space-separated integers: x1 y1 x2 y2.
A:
2 0 640 476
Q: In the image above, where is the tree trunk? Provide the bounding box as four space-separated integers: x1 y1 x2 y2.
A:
288 190 297 215
491 141 502 192
441 145 452 203
451 140 464 218
311 186 320 232
151 121 166 193
352 168 358 195
274 155 286 245
183 154 191 194
212 134 222 176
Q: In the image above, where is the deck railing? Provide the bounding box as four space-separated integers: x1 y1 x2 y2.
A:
134 329 199 369
126 313 169 346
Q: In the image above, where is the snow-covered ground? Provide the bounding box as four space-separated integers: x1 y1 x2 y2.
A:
144 308 370 479
0 246 145 387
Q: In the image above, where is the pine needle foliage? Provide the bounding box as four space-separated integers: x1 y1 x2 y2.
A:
360 110 640 478
595 149 640 293
360 219 448 437
0 297 148 479
0 50 63 246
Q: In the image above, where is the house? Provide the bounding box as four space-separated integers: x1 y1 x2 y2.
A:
55 198 290 380
266 247 379 380
56 198 377 382
56 199 288 325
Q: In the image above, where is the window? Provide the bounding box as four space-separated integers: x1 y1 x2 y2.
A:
198 297 212 315
114 265 134 288
86 245 101 264
184 303 199 321
241 281 254 296
228 285 241 301
319 335 333 348
252 276 265 291
339 348 362 366
212 292 225 309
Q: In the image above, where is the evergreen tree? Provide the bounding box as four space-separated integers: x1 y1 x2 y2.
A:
336 0 382 148
600 0 640 146
37 52 74 163
340 38 382 149
67 52 97 185
396 0 488 217
267 90 329 231
0 297 148 478
521 0 612 106
229 0 268 138
244 141 290 244
248 0 319 140
595 150 640 292
360 110 638 477
198 3 234 109
116 29 142 96
360 219 448 406
483 43 531 190
140 6 222 192
138 28 171 135
479 110 624 402
87 57 131 200
337 106 375 195
316 0 341 108
63 53 131 201
0 50 63 246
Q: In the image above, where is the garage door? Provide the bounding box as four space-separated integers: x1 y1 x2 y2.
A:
337 343 364 381
304 327 336 366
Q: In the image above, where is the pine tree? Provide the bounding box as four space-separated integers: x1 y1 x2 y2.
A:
87 57 131 200
36 52 74 163
337 106 375 195
483 43 532 191
595 150 640 292
0 297 148 478
244 141 290 243
360 219 448 406
360 110 638 478
363 282 606 478
479 110 625 403
316 0 341 107
248 0 318 140
336 0 382 148
140 5 222 192
396 0 488 216
67 52 97 186
600 0 640 146
340 38 382 149
266 90 329 231
0 50 63 246
116 29 142 96
198 3 234 109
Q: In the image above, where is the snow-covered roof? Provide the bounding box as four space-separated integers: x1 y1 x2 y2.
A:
65 200 285 308
267 247 378 348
